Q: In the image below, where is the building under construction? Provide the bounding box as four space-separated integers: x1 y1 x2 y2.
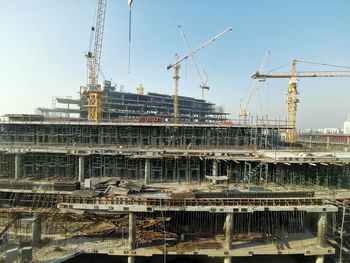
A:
37 81 228 123
0 88 350 263
1 1 350 263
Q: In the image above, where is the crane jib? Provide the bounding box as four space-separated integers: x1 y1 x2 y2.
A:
167 27 232 70
252 71 350 79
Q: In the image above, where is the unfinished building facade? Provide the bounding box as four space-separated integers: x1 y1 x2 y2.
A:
37 85 229 122
0 91 350 263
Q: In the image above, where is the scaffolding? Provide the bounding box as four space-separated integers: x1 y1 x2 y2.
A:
0 97 349 262
0 121 282 149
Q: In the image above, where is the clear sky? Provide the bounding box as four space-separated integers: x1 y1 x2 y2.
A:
0 0 349 129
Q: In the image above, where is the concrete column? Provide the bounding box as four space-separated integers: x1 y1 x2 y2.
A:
315 255 324 263
212 159 219 184
309 135 312 148
15 154 21 180
128 213 136 263
326 136 330 149
173 163 176 181
32 214 41 247
144 159 151 185
213 160 218 176
185 157 189 182
225 213 233 249
224 213 233 263
317 213 327 247
226 162 232 185
78 156 85 183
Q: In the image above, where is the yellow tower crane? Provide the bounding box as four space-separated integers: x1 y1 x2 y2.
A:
83 0 133 122
167 27 232 123
252 59 350 144
84 0 107 122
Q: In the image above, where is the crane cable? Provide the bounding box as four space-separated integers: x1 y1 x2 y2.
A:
177 25 206 86
264 60 350 74
240 50 270 116
128 0 133 73
296 60 350 69
100 68 117 87
266 61 291 74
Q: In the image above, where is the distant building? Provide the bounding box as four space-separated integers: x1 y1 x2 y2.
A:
344 120 350 134
322 128 340 134
299 128 340 135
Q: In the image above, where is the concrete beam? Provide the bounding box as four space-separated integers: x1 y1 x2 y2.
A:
84 245 335 258
58 203 338 213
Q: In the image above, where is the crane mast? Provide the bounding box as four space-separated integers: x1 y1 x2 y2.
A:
251 59 350 144
167 27 232 123
85 0 107 121
173 55 180 123
285 59 298 143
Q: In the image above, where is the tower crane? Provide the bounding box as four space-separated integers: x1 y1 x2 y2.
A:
167 27 232 123
252 59 350 144
83 0 133 121
84 0 107 122
239 50 270 119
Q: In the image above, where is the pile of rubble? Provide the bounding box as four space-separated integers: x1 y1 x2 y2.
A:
84 177 143 196
65 213 177 245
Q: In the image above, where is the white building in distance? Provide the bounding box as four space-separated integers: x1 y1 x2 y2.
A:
344 120 350 135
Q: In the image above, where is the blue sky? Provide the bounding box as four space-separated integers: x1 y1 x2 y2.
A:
0 0 349 128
